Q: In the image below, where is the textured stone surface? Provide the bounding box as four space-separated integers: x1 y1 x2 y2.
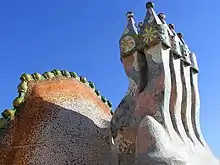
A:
112 43 186 164
0 77 116 165
114 2 219 164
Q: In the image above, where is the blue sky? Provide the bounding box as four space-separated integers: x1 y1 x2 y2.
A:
0 0 219 158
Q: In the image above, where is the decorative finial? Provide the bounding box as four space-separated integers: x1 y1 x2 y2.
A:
177 32 190 62
120 11 138 56
143 1 162 26
158 13 166 20
177 32 186 45
122 11 138 35
138 22 144 33
138 22 143 28
158 13 173 38
126 12 134 18
190 52 199 72
177 32 183 39
169 24 175 30
146 2 154 9
158 13 167 24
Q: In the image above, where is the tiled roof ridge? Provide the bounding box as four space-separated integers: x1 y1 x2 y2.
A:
0 69 113 130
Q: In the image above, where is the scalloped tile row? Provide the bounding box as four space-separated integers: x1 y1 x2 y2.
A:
0 69 113 129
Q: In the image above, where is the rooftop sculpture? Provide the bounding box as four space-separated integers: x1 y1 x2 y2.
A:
0 1 219 165
112 2 219 164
